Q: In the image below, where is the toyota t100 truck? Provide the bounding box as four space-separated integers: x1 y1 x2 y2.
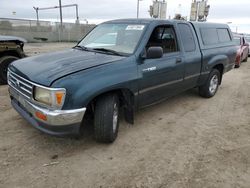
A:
8 19 237 143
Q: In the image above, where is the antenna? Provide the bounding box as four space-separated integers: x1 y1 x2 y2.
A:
190 0 210 22
149 0 167 19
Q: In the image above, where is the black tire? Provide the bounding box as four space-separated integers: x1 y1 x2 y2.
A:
235 64 240 68
199 69 221 98
94 93 120 143
0 56 19 85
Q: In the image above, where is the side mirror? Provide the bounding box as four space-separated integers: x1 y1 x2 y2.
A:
147 47 163 59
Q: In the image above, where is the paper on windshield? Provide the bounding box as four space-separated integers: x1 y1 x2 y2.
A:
126 25 145 31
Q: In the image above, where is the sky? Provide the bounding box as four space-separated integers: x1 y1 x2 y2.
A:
0 0 250 33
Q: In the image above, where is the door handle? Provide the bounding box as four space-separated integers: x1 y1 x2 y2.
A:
176 58 182 64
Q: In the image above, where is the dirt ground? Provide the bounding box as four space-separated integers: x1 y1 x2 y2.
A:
1 43 250 188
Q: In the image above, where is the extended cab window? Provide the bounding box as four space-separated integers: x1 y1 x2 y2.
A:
201 28 231 45
178 23 196 52
146 25 178 53
201 28 219 45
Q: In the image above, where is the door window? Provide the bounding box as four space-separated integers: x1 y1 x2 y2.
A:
146 26 179 53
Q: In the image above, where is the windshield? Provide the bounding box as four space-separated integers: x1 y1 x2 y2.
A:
78 23 146 55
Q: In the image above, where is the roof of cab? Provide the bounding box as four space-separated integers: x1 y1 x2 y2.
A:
103 18 188 25
103 19 229 28
190 21 229 28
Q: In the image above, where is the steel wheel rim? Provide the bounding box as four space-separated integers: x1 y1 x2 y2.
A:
113 103 118 133
209 75 219 94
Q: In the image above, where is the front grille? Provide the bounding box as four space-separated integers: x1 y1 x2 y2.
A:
8 70 33 99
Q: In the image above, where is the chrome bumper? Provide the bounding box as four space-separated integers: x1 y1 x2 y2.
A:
9 87 86 126
26 101 86 126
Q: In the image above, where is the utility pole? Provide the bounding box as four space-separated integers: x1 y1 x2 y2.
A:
33 7 39 25
137 0 139 18
75 4 79 24
33 2 80 41
137 0 143 18
58 0 63 42
59 0 63 29
149 0 167 19
33 3 79 24
190 0 210 22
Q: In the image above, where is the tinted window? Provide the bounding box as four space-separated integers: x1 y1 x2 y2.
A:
201 28 219 45
217 29 231 42
147 25 178 53
178 23 196 52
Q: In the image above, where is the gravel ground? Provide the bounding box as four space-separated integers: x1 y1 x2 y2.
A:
1 43 250 188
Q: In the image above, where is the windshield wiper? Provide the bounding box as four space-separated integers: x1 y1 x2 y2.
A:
73 45 89 51
92 48 123 56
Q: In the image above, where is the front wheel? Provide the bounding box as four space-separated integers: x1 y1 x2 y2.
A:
0 56 19 85
199 69 221 98
94 93 120 143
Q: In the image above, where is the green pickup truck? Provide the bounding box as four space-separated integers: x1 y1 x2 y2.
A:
8 19 237 143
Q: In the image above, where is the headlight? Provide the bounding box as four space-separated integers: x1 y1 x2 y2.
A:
34 86 66 108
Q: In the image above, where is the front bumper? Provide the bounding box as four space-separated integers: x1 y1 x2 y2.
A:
10 88 86 136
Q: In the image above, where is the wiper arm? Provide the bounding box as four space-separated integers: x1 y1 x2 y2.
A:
73 45 89 51
92 48 123 56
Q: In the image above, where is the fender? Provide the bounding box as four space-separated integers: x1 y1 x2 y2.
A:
52 57 139 111
198 54 227 86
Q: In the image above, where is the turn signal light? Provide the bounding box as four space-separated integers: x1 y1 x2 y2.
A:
55 92 64 105
35 111 47 121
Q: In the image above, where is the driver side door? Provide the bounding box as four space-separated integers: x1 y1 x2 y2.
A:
138 24 185 108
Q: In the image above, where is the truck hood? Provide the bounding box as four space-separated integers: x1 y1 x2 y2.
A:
0 35 27 43
9 49 125 86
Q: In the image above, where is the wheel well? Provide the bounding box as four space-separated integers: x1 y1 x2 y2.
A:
0 50 21 59
86 89 135 124
212 64 224 84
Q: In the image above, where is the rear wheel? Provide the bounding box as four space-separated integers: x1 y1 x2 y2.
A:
235 63 240 68
0 56 19 85
94 93 120 143
199 69 221 98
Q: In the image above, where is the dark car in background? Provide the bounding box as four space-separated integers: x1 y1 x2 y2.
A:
245 35 250 56
233 34 249 68
0 35 26 84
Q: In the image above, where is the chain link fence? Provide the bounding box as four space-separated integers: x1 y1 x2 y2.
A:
0 18 95 42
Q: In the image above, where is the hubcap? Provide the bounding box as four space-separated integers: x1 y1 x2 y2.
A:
112 103 118 133
209 75 219 94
